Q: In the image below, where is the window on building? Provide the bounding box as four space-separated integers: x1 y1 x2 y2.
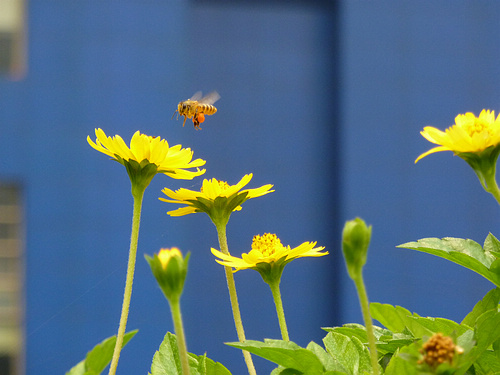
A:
0 183 24 375
0 0 26 78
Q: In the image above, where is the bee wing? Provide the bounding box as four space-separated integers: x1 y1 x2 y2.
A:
199 91 220 105
189 91 203 101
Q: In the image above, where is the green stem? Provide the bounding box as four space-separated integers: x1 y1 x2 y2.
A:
170 298 190 375
353 273 379 375
108 188 145 375
268 280 289 341
215 223 256 375
483 171 500 205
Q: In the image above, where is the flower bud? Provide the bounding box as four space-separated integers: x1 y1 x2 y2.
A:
145 248 190 303
342 218 372 280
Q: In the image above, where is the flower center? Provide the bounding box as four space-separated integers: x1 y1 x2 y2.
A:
252 233 285 256
418 333 462 368
465 118 492 137
201 179 230 193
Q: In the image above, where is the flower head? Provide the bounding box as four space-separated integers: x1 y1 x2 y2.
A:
418 333 463 369
415 110 500 163
159 173 274 226
88 129 206 192
211 233 327 283
145 247 190 302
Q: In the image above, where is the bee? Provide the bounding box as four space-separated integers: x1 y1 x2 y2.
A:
172 91 220 129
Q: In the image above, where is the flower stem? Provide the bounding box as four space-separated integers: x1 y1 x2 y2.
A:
353 273 379 375
483 171 500 205
169 298 190 375
108 188 145 375
267 280 289 341
215 223 256 375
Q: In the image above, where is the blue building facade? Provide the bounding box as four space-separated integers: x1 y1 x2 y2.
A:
0 1 499 374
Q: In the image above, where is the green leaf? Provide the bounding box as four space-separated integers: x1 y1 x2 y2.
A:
305 341 338 373
462 288 500 327
484 233 500 255
452 310 500 375
151 332 230 375
409 316 470 337
150 332 183 375
227 339 326 374
323 331 373 375
189 353 232 375
323 324 414 356
66 361 86 375
370 303 431 337
397 237 500 287
66 330 138 375
384 346 420 375
473 351 500 374
475 310 500 353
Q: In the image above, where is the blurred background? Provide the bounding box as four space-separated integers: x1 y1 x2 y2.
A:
0 1 499 374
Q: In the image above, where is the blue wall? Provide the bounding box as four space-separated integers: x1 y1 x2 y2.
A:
1 2 337 374
0 1 499 374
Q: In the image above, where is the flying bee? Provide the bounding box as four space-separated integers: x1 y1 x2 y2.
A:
172 91 220 129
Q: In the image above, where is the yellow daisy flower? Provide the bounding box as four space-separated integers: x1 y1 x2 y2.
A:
159 173 274 221
415 109 500 163
87 128 206 180
211 233 328 273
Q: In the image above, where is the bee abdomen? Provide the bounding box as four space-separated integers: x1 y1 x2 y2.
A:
199 104 217 115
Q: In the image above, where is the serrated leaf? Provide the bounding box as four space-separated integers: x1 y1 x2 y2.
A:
409 316 470 337
227 339 326 374
370 303 431 337
462 288 500 327
323 324 411 356
66 330 138 375
475 310 500 353
398 237 500 287
484 233 500 255
151 332 230 375
305 341 339 372
323 332 373 375
323 324 369 345
474 351 500 374
384 346 420 375
452 310 500 375
190 353 231 375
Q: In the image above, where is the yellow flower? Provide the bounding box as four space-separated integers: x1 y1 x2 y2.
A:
415 109 500 163
87 128 206 180
159 174 274 225
211 233 328 274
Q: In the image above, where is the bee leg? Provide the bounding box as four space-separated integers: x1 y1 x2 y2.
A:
193 117 201 129
182 116 187 127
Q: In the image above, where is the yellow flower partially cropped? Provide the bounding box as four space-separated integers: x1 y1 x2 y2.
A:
211 233 328 277
87 128 206 180
159 174 273 225
415 110 500 163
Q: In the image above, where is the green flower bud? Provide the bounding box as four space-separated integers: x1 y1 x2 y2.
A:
145 248 190 303
342 218 372 280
